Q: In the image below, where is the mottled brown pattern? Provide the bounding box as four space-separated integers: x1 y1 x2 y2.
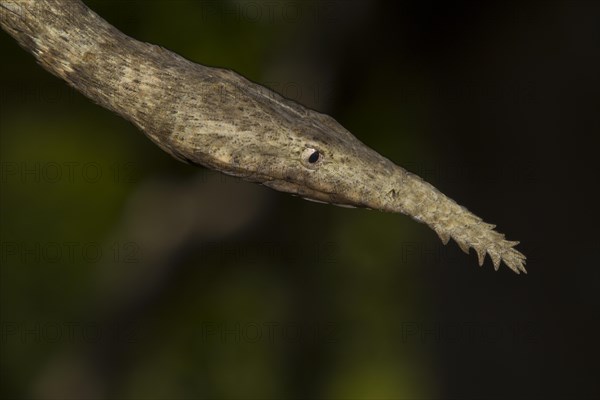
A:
0 0 526 273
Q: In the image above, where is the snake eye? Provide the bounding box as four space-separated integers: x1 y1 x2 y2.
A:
302 147 323 168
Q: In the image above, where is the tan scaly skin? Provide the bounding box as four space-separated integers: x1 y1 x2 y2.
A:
0 0 526 273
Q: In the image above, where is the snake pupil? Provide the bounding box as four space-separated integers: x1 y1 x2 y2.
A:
308 150 320 164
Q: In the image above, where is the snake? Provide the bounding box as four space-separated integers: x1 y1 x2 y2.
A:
0 0 526 273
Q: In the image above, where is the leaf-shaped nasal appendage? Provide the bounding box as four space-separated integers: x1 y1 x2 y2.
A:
433 224 527 274
454 236 526 274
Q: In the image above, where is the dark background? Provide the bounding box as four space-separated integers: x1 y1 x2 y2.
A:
1 0 599 399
